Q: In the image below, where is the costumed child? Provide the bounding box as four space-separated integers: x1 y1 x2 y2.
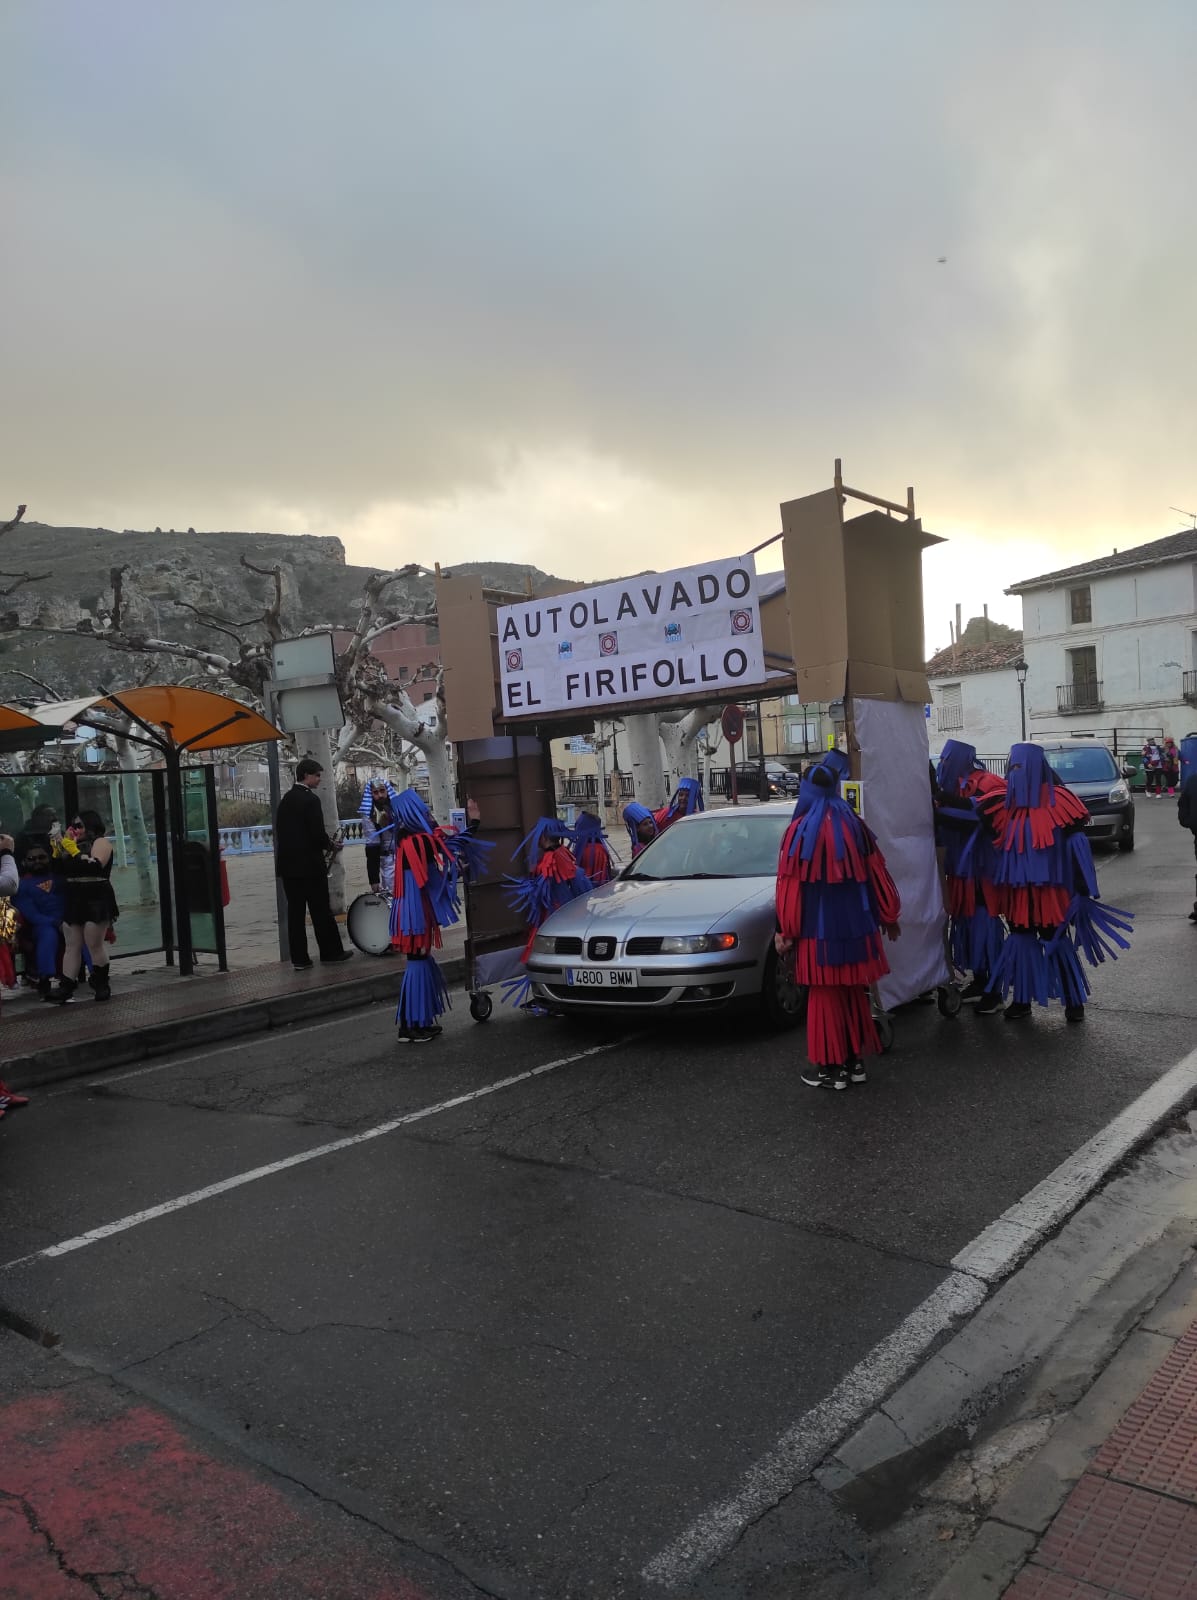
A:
622 802 659 858
934 739 1007 1009
656 776 704 831
572 811 614 886
13 840 65 998
389 789 461 1044
501 818 594 1006
774 752 901 1092
986 743 1133 1022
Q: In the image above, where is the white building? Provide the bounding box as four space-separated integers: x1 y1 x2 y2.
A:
926 639 1026 759
1007 529 1197 744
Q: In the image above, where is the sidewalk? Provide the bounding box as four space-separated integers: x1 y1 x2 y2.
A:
928 1202 1197 1600
2 846 468 1092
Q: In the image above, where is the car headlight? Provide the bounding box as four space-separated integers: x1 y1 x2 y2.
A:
531 933 556 954
1108 781 1130 804
658 933 738 954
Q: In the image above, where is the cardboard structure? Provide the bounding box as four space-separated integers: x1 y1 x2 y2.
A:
779 462 949 1005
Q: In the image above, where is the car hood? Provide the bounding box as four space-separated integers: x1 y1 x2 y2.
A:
1066 778 1118 801
541 875 771 934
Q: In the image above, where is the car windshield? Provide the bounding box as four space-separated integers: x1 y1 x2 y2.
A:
1045 748 1117 783
625 812 791 879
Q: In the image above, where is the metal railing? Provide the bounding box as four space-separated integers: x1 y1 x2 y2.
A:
1056 681 1104 714
558 775 636 802
1184 670 1197 706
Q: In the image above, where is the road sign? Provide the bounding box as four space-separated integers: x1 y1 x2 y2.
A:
721 704 745 744
268 632 345 731
826 732 837 750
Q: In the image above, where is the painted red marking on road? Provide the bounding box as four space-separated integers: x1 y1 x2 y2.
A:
0 1387 434 1599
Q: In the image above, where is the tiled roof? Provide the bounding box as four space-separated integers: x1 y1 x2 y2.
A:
925 638 1025 678
1006 528 1197 593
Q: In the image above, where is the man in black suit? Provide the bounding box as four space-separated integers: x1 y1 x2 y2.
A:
275 758 352 969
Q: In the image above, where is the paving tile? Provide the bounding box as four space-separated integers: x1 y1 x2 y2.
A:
1092 1322 1197 1503
1035 1474 1197 1598
1004 1568 1117 1599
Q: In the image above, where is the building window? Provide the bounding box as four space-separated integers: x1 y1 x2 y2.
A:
936 683 963 732
1059 645 1103 713
1069 585 1092 624
785 715 820 752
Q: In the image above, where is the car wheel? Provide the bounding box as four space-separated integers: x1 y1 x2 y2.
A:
1118 832 1135 853
760 948 807 1030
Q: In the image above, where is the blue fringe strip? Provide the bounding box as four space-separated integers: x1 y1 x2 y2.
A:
396 956 450 1029
992 929 1051 1005
949 905 1005 980
444 830 494 882
500 973 533 1008
1053 895 1134 968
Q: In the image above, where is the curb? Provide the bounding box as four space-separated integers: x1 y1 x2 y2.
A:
5 957 469 1092
927 1247 1197 1598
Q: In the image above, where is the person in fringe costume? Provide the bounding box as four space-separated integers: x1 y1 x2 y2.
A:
623 802 659 858
572 810 614 886
656 775 704 831
934 739 1008 1011
500 818 595 1006
985 743 1133 1023
388 789 461 1044
774 754 901 1091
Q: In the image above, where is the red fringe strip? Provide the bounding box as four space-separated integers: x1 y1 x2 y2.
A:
805 986 881 1067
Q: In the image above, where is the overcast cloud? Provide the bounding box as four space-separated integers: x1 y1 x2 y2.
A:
5 1 1195 648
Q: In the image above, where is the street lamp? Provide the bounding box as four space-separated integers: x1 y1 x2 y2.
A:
1014 659 1029 742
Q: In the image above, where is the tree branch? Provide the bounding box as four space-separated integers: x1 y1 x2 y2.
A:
0 505 27 538
0 569 49 597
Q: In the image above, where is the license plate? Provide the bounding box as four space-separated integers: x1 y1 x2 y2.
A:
565 967 638 988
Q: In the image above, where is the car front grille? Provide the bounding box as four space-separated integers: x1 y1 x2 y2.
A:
544 985 664 1003
625 937 663 955
553 936 583 955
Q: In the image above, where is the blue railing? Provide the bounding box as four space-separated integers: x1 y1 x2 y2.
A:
217 817 366 857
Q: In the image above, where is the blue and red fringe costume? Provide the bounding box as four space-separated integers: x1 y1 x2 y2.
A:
501 818 595 1004
623 802 659 857
935 739 1007 988
659 776 704 829
573 811 614 886
983 744 1133 1011
776 757 902 1068
387 790 493 1037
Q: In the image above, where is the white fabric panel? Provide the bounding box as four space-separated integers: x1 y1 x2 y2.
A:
853 698 949 1007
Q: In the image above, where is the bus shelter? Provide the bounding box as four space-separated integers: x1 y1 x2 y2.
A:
0 687 283 977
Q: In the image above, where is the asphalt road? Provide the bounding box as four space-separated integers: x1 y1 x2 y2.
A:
2 797 1195 1598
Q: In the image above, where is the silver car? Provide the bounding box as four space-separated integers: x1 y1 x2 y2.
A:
526 801 805 1027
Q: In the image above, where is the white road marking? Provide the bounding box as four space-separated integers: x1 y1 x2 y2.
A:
641 1273 986 1589
953 1043 1197 1283
2 1041 627 1272
82 1011 388 1088
642 1045 1197 1589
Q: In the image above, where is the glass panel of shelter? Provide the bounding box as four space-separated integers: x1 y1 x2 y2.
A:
75 771 171 960
175 764 227 967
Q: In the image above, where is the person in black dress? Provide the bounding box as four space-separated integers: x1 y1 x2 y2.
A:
52 809 118 1003
274 758 352 970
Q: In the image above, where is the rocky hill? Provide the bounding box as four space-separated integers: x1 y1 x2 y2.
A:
0 524 579 700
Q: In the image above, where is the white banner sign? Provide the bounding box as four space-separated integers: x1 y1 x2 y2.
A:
497 555 765 716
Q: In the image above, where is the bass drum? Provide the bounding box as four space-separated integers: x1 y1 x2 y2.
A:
346 893 393 957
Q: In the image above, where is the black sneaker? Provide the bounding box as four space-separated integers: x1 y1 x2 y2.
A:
959 978 988 1003
849 1060 867 1084
397 1027 440 1044
800 1066 832 1089
1064 1004 1085 1024
975 991 1003 1015
322 949 354 964
1004 1001 1033 1021
292 958 314 971
830 1067 851 1091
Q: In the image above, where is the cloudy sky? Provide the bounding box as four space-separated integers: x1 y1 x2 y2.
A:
5 1 1195 650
